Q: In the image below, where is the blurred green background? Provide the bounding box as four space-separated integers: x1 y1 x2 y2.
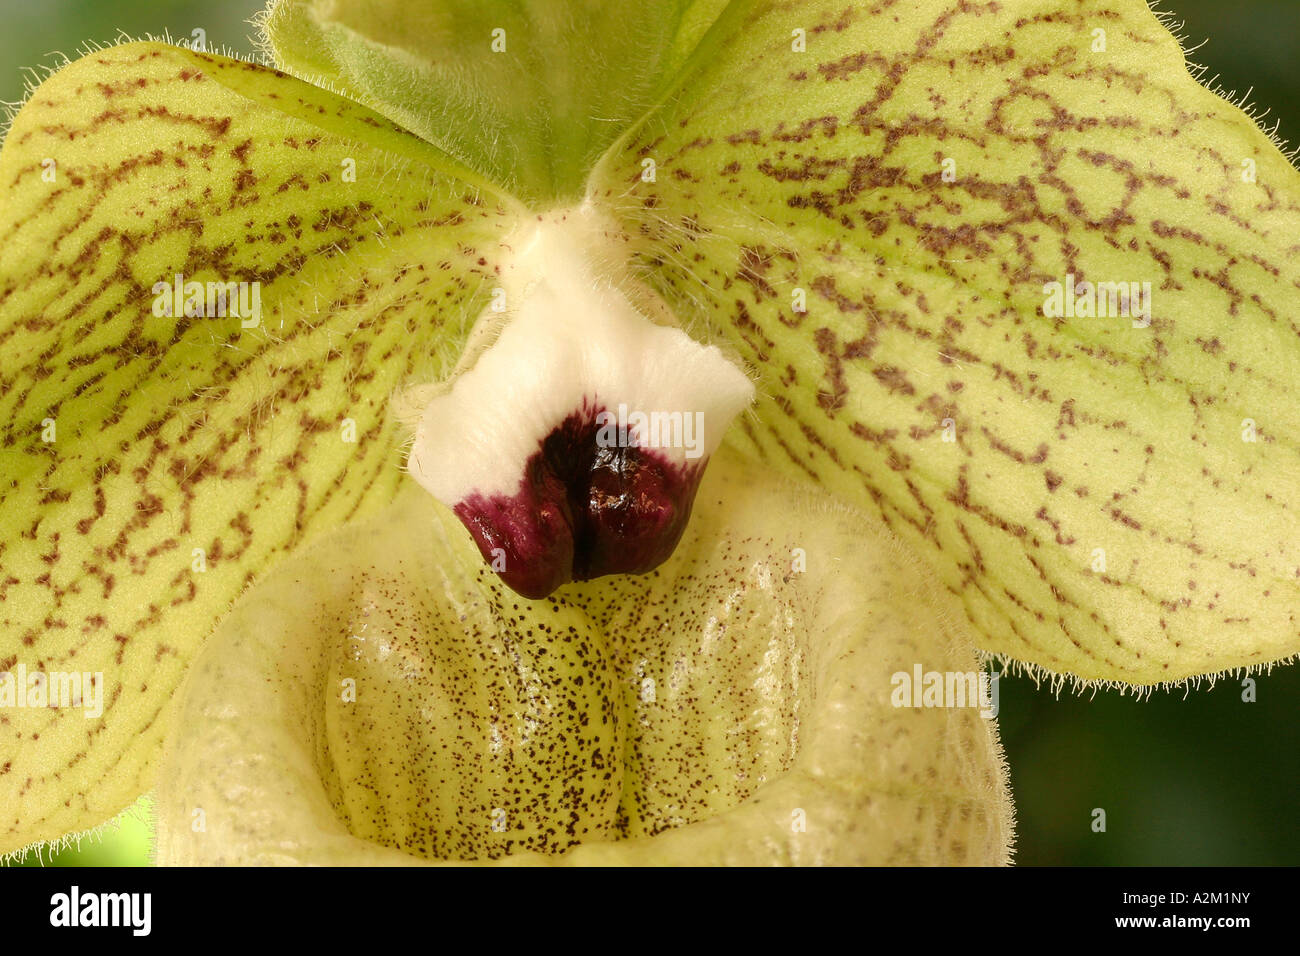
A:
2 0 1297 866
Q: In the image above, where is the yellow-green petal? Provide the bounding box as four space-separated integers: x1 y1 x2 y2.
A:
591 0 1300 686
261 0 735 205
0 41 517 855
155 451 1013 865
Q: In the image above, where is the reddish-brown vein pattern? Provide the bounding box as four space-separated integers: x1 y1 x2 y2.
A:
595 0 1300 683
0 43 513 853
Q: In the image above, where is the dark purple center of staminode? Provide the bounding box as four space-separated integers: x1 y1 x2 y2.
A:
452 403 704 599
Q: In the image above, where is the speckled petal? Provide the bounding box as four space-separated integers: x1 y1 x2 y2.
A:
588 0 1300 685
0 41 517 855
155 449 1012 865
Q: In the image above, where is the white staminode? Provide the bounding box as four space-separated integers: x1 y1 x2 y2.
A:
408 205 755 506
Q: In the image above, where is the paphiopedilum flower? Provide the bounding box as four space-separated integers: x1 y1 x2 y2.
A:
1 0 1296 865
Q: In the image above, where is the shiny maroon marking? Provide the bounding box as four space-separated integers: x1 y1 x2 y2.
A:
453 402 704 599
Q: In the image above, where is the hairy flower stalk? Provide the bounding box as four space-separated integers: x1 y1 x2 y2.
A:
405 206 754 597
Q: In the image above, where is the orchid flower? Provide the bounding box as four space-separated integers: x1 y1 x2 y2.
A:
2 0 1296 866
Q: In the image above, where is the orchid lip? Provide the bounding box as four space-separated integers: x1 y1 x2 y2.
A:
152 447 1014 866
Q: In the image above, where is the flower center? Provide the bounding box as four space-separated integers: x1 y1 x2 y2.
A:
452 402 705 598
405 204 754 598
